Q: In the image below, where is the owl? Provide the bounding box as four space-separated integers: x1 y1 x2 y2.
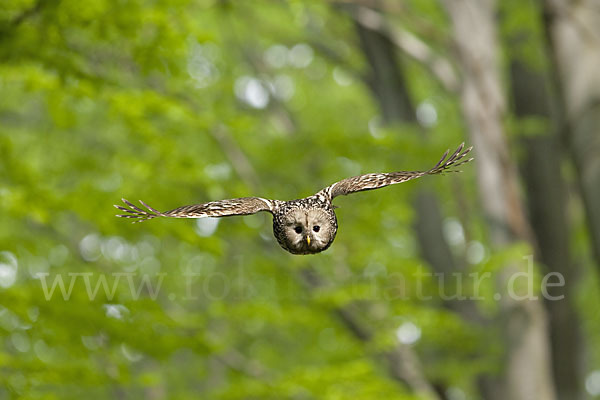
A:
115 143 473 255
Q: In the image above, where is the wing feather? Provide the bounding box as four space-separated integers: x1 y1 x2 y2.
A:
115 197 276 223
322 143 473 199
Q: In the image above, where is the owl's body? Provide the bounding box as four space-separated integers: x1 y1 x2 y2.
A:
116 143 473 255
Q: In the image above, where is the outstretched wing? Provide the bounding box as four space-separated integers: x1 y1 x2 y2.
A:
321 143 473 199
115 197 277 223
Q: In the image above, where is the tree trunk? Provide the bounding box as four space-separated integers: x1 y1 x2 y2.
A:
354 8 486 399
541 0 600 276
509 58 583 400
441 1 557 399
354 17 415 124
354 12 449 400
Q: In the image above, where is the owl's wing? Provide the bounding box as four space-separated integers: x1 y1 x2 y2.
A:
115 197 278 223
321 143 473 199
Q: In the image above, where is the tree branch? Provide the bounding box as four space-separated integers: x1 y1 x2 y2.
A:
8 0 45 28
350 6 459 92
299 268 441 400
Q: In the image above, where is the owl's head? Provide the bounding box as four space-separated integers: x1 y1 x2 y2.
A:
278 207 337 255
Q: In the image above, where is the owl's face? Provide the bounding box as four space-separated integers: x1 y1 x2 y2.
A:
278 207 337 255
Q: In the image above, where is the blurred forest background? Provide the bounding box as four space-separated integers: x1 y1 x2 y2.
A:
1 0 600 399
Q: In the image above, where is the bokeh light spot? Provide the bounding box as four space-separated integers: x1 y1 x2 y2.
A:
396 321 421 345
0 251 18 288
195 217 220 237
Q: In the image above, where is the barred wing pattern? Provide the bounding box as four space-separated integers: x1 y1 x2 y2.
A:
115 197 277 223
322 143 473 199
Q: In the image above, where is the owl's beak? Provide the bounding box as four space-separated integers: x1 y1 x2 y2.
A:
306 236 311 246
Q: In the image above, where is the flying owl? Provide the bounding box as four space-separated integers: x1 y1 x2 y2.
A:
115 143 473 255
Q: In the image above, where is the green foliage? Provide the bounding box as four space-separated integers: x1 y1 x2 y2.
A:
3 1 593 399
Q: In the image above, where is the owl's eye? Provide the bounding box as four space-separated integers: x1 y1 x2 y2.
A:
313 225 320 232
294 226 303 234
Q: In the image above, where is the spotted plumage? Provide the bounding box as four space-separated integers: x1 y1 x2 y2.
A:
115 143 473 255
